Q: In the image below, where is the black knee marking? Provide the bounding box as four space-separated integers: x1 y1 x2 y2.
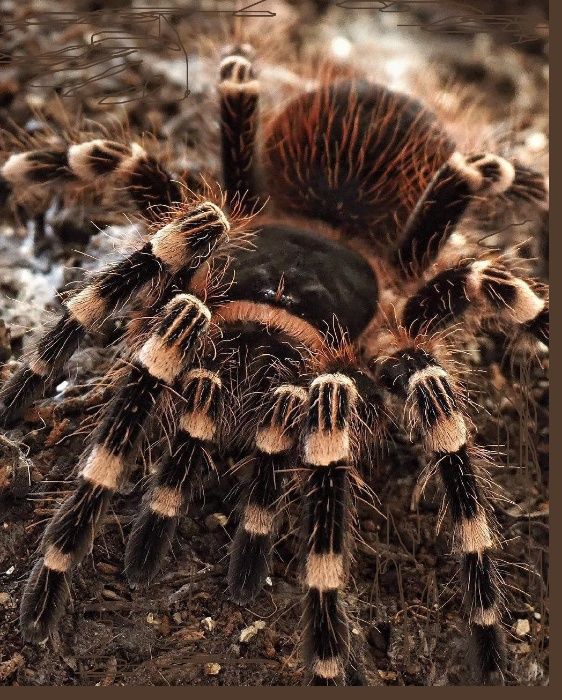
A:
23 150 72 183
127 154 183 219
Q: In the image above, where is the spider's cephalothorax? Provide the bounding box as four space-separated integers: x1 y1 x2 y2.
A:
0 46 549 685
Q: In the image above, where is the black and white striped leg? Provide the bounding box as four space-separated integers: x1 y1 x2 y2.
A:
219 48 260 212
402 259 548 345
302 373 359 685
379 348 504 683
0 201 229 426
19 293 211 642
228 384 307 604
1 140 182 220
125 368 222 584
397 151 548 276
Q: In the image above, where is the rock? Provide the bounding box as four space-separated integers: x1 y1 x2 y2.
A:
201 616 216 633
0 653 24 682
513 618 531 637
204 663 221 676
378 669 398 682
239 620 266 643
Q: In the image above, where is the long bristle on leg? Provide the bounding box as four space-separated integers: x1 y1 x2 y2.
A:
379 347 504 684
397 152 548 276
302 372 359 686
19 294 211 642
125 368 222 584
228 384 307 603
0 201 229 426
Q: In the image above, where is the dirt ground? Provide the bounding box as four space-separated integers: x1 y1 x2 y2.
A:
0 0 549 686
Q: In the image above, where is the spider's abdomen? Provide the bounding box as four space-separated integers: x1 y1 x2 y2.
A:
224 225 378 339
263 80 455 239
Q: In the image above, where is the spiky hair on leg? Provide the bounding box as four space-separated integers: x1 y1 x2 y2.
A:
375 330 506 684
125 365 223 585
228 382 307 604
296 343 384 686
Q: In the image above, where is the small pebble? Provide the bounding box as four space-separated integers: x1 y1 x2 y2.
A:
513 618 531 637
239 620 266 643
240 628 254 645
201 616 216 633
204 663 221 676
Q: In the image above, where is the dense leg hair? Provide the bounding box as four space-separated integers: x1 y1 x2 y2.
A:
0 201 229 426
396 151 548 276
379 347 505 684
0 139 182 220
219 47 260 213
228 383 307 603
402 259 548 344
19 293 211 641
125 367 222 584
302 372 358 686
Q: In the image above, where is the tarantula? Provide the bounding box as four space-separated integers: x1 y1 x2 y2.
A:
0 44 548 686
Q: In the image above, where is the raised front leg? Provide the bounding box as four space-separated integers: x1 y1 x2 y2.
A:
219 46 260 213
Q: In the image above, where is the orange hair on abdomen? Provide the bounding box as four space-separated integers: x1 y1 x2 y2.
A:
262 79 455 244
